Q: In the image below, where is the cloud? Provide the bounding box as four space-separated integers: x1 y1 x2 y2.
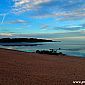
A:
0 33 14 36
0 0 84 21
6 19 28 24
0 0 85 32
39 24 85 31
55 9 85 21
0 31 85 41
54 26 82 31
0 0 85 21
12 0 51 14
12 0 85 20
40 21 85 31
49 36 85 41
40 24 49 30
50 23 85 31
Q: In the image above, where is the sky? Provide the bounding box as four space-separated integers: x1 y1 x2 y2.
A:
0 0 85 41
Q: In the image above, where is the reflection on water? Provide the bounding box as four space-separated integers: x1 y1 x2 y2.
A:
0 41 85 57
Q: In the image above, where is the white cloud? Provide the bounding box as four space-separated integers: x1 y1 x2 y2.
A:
14 0 30 6
4 0 83 22
12 0 51 14
0 33 14 36
1 0 85 23
6 19 28 24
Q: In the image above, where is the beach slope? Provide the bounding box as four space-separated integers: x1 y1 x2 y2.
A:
0 48 85 85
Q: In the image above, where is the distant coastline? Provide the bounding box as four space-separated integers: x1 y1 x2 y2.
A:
0 38 61 43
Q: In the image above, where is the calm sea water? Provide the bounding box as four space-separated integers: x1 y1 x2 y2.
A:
0 41 85 57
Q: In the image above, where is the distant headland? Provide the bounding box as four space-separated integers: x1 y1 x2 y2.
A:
0 38 61 43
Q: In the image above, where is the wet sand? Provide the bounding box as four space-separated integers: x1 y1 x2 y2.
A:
0 48 85 85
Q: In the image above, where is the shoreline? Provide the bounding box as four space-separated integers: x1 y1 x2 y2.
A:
0 47 84 58
0 48 85 85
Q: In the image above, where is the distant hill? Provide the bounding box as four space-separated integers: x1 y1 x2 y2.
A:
0 38 54 43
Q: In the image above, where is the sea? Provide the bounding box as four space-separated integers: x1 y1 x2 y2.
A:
0 40 85 57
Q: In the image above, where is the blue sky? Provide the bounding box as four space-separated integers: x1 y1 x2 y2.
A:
0 0 85 40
